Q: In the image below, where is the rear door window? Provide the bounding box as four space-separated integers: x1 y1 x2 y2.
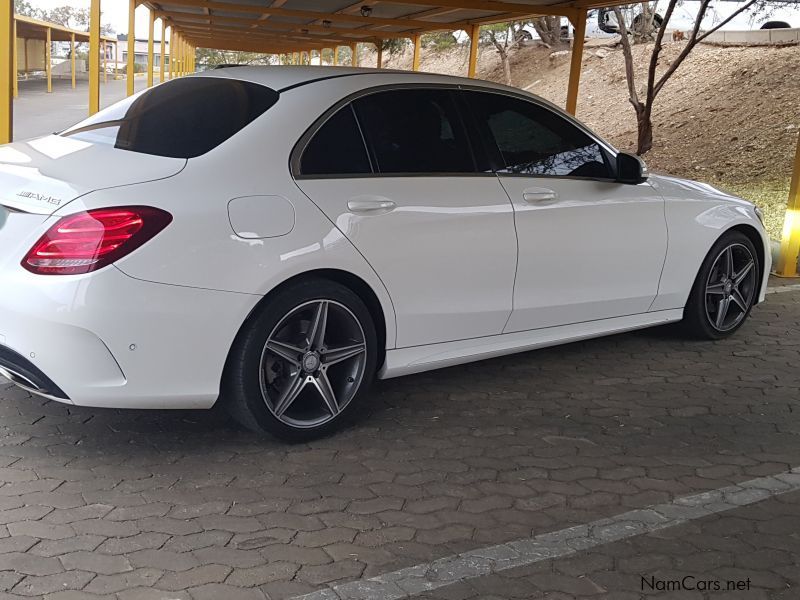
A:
352 89 476 175
62 77 279 159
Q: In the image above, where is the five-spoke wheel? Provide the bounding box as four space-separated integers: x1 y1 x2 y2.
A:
260 300 367 429
704 243 757 333
224 279 377 441
683 231 760 339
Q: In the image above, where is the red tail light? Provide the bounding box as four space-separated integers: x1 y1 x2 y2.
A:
22 206 172 275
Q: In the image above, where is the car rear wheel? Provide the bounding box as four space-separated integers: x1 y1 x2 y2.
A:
224 279 377 441
682 231 759 340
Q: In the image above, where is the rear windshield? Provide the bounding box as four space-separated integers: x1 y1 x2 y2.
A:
61 78 279 159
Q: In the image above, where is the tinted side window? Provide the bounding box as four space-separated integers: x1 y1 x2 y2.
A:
301 105 372 176
353 89 475 174
62 78 279 159
466 91 610 179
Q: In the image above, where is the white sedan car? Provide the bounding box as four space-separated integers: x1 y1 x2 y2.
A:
0 67 769 440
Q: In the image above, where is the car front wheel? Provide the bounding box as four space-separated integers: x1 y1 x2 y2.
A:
224 279 377 441
683 231 760 340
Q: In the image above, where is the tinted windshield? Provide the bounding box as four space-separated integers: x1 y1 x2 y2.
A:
62 78 279 159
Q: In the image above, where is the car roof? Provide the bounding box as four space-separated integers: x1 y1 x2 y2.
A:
192 65 511 93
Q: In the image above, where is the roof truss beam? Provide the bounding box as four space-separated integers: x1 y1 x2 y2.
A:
160 11 416 38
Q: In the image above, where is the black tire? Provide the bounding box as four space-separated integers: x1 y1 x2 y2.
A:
223 278 378 442
682 231 760 340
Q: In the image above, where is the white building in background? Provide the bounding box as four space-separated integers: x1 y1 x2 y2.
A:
115 34 169 68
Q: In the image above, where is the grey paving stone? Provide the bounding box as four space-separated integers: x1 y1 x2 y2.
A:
59 550 133 575
155 564 232 591
83 568 164 595
127 549 200 572
12 570 95 596
226 562 299 587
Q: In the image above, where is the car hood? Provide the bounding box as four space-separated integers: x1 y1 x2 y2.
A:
0 135 186 215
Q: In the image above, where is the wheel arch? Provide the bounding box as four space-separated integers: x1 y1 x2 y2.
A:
223 268 389 380
725 223 767 301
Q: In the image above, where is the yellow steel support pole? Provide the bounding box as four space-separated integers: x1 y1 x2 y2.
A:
376 41 382 69
127 0 135 95
24 38 28 73
159 20 165 82
102 41 107 83
0 0 11 144
411 34 421 71
350 43 358 66
70 33 75 89
147 10 155 87
88 0 100 115
467 23 479 78
168 27 174 79
776 133 800 277
333 47 338 66
46 28 51 93
566 8 587 116
12 18 17 99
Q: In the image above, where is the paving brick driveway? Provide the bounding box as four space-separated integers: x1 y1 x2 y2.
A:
0 288 798 599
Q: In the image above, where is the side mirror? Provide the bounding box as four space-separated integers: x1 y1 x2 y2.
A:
616 151 649 184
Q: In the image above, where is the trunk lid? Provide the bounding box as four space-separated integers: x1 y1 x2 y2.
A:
0 135 186 215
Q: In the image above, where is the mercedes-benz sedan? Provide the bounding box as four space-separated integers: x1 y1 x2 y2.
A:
0 67 769 440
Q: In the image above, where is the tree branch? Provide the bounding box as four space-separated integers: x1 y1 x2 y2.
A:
652 0 758 98
613 7 641 110
645 0 679 107
696 0 760 43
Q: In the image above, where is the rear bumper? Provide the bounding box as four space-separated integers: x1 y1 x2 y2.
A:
0 266 259 409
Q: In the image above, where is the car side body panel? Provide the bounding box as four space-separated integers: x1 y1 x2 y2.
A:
500 177 668 332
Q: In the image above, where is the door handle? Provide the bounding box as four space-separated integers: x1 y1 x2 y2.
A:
522 189 558 203
347 198 397 214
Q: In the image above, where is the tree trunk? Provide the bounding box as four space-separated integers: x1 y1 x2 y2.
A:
500 49 512 85
636 111 653 155
531 16 562 46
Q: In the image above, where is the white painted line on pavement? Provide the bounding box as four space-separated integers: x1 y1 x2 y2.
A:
292 467 800 600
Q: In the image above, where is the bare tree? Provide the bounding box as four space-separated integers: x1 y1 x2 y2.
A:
615 0 763 155
482 22 525 85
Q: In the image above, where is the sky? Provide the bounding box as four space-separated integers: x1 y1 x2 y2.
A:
22 0 800 42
